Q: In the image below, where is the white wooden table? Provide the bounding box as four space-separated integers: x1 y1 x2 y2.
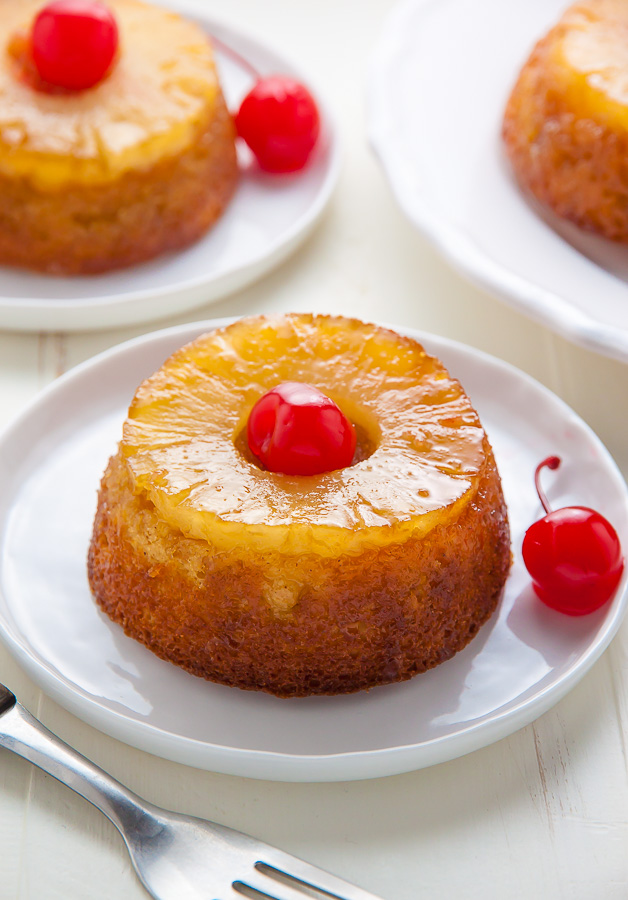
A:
1 1 627 898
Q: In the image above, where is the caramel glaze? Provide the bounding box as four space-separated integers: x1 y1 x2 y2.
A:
0 0 221 180
123 315 489 556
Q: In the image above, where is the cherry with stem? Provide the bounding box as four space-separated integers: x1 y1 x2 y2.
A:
522 456 624 615
210 33 320 173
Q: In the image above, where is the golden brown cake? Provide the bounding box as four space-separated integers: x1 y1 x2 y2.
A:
0 0 238 274
88 314 511 697
503 0 628 242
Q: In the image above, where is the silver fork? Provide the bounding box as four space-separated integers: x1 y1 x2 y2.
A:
0 684 385 900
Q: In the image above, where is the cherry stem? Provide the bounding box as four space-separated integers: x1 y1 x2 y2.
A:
210 32 261 82
534 455 561 515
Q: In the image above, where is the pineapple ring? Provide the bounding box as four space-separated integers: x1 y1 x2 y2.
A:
122 314 488 557
89 314 511 696
1 0 221 187
503 0 628 242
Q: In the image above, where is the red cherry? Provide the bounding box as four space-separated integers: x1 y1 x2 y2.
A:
31 0 118 91
522 456 624 615
247 382 356 475
235 77 320 173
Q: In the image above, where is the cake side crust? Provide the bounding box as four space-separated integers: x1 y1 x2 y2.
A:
0 90 237 274
87 444 511 698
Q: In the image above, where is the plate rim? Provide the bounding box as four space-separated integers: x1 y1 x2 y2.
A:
0 316 626 782
367 0 628 365
0 14 341 331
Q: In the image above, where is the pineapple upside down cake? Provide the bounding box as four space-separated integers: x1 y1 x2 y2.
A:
88 314 511 697
503 0 628 243
0 0 237 274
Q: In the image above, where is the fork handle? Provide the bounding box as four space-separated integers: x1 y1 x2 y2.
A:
0 697 157 838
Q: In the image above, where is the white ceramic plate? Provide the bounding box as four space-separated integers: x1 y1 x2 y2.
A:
0 11 339 333
368 0 628 364
0 319 626 782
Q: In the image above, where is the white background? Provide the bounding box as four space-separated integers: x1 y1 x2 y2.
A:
0 0 627 898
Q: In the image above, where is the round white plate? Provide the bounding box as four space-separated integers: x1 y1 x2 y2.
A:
0 12 339 333
0 319 626 782
368 0 628 364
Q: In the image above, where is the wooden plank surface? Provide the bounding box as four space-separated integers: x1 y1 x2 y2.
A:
0 1 627 898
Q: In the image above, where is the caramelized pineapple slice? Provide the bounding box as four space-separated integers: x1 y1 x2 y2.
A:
0 0 220 188
121 314 487 557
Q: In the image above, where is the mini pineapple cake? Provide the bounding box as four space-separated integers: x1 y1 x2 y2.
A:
503 0 628 242
0 0 237 274
88 314 511 697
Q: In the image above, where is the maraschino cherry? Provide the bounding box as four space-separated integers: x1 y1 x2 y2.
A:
31 0 118 91
210 35 320 173
247 382 356 475
522 456 624 615
235 77 320 173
